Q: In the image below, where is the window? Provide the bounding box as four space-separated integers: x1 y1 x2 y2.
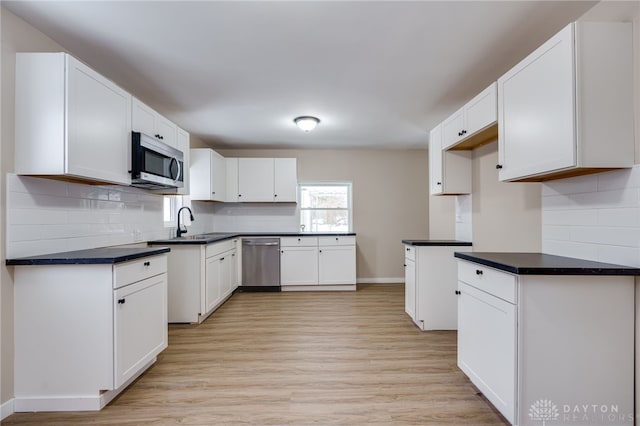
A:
164 195 186 227
299 183 352 232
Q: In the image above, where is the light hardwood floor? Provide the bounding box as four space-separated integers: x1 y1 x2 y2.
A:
4 284 508 425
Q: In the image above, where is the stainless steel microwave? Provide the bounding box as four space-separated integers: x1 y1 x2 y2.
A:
130 131 184 189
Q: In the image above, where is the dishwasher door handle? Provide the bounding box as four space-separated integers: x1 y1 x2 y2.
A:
243 241 280 246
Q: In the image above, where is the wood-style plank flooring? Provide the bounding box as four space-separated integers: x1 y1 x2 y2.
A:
4 284 508 425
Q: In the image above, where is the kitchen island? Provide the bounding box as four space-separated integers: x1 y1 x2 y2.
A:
454 252 639 426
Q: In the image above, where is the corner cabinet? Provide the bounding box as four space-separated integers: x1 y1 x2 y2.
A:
442 82 497 150
456 256 635 425
15 52 132 185
497 22 634 182
13 253 168 412
429 124 471 195
190 148 227 201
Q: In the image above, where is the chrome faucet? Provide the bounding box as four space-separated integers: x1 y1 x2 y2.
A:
176 206 195 238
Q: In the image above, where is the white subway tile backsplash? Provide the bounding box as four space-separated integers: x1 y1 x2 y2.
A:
542 174 598 196
542 165 640 267
542 209 597 226
5 174 217 258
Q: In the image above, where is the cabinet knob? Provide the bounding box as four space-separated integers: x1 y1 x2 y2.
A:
274 194 278 198
404 264 407 267
436 182 442 185
220 257 225 261
462 130 467 135
118 298 126 304
144 261 150 267
458 131 463 136
335 237 339 241
495 164 503 170
212 192 216 195
319 250 322 253
281 250 284 254
476 269 483 276
298 238 301 242
455 290 461 295
406 247 410 251
238 194 242 198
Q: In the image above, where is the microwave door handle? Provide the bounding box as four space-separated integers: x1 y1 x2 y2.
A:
170 157 181 182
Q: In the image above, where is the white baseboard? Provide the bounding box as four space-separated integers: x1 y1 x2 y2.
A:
13 358 155 412
1 398 15 420
356 277 404 284
282 284 356 292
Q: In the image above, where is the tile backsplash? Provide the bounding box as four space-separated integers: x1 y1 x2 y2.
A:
6 174 215 258
541 165 640 267
211 202 299 232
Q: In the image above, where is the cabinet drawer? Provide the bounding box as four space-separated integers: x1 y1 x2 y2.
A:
280 236 318 247
404 245 416 261
114 255 167 289
206 239 236 258
457 260 517 304
319 236 355 246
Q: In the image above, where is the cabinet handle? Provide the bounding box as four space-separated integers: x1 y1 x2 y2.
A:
118 298 126 304
476 269 483 276
220 257 225 261
458 131 463 136
404 264 407 267
495 164 503 170
461 130 467 135
455 290 461 295
406 247 410 251
155 134 160 138
212 192 216 195
436 182 442 185
144 261 150 267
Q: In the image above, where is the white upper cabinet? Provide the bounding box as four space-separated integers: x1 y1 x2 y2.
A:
236 158 298 202
132 97 177 148
497 22 634 182
274 158 298 202
15 52 132 185
429 124 471 195
189 148 226 202
225 158 239 202
238 158 274 202
442 82 497 150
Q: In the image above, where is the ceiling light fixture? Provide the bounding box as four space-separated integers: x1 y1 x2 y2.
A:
294 116 320 132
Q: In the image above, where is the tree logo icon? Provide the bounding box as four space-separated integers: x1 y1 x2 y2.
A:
529 399 560 425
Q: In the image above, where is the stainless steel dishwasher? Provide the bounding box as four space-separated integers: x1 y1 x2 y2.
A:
241 238 281 291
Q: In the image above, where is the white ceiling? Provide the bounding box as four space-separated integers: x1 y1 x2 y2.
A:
4 1 606 150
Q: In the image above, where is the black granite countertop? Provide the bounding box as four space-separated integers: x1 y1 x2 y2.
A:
402 240 472 247
148 232 357 245
454 252 640 276
6 247 171 266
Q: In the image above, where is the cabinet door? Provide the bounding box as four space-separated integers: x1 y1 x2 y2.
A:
429 125 444 195
498 24 575 181
219 254 231 298
155 114 177 148
210 151 227 202
318 245 356 285
66 56 131 185
281 247 318 286
226 158 239 202
204 256 222 314
274 158 297 202
404 258 416 321
132 97 156 137
238 158 274 202
441 107 465 150
465 82 497 136
114 274 168 388
229 249 239 290
458 282 516 424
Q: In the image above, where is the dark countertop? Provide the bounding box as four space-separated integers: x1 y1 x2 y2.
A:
148 232 357 245
403 240 472 247
454 252 640 276
6 247 171 266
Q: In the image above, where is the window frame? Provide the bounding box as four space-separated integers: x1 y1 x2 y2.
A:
298 182 353 233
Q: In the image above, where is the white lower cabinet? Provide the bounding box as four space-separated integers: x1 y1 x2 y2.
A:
280 235 356 290
456 258 634 425
161 239 239 323
13 254 168 412
404 243 467 330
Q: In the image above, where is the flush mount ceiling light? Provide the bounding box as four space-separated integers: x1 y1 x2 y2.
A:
294 116 320 132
